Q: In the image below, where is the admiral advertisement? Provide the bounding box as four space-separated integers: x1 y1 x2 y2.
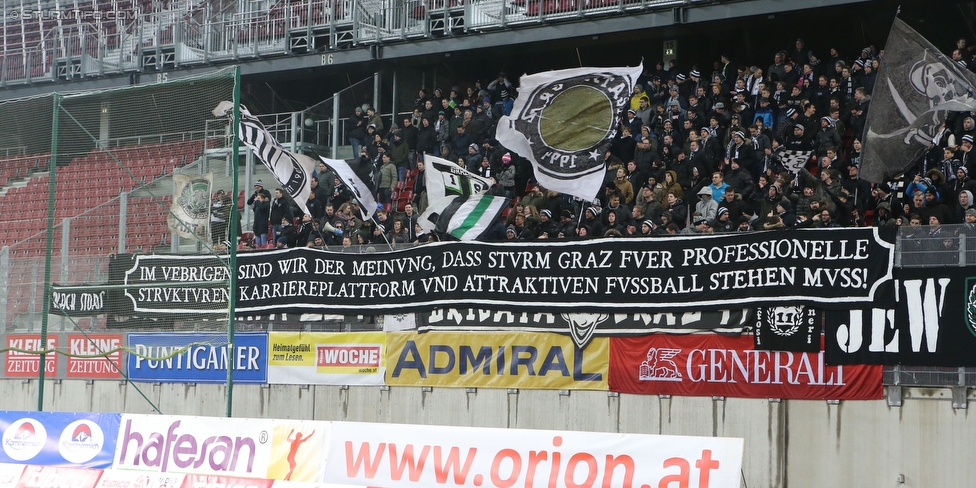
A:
0 412 119 468
385 331 609 390
824 267 976 366
109 228 893 315
324 421 744 488
608 335 883 400
125 333 268 383
268 332 385 386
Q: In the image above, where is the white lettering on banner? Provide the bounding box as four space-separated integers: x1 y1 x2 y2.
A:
238 262 274 279
136 287 230 303
155 266 231 282
317 346 381 367
834 277 950 355
679 238 871 265
324 422 743 488
352 255 434 276
637 348 845 386
6 337 57 375
70 337 121 356
238 280 415 300
131 345 260 371
68 361 120 375
52 291 105 312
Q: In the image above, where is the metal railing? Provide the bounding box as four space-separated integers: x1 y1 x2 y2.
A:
0 0 685 85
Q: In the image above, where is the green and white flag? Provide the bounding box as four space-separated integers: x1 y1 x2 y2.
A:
419 155 508 240
168 172 212 241
495 63 643 201
432 194 510 241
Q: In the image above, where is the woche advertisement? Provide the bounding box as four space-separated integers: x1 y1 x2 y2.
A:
268 332 385 386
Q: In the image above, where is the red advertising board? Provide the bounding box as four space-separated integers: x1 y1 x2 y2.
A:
15 465 102 488
66 335 123 379
180 475 275 488
609 335 882 400
5 336 57 378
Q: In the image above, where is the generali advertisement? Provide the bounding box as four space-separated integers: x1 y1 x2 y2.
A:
608 335 883 400
323 421 743 488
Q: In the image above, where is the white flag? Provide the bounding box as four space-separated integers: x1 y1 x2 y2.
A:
168 172 212 241
418 155 494 231
319 156 378 221
213 101 316 215
495 63 643 201
418 155 507 240
778 149 814 174
428 194 510 241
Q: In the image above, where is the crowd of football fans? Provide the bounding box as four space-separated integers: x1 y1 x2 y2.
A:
243 36 976 249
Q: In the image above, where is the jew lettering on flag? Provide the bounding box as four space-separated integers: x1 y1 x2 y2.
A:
213 101 316 215
319 156 378 220
167 172 212 241
778 149 814 174
861 18 976 182
418 155 506 239
495 63 643 201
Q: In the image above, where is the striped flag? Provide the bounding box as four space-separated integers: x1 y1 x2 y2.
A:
213 101 316 215
420 155 509 240
318 156 378 221
779 149 814 174
433 194 510 241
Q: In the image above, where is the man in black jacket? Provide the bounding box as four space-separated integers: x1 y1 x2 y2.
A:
346 107 367 158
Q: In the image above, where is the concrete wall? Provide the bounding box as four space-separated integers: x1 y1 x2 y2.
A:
3 380 971 487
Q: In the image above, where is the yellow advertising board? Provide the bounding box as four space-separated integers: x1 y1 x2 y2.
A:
269 332 386 385
385 331 608 390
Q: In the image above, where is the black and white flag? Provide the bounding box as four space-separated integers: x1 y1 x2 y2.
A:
495 64 643 201
319 156 378 221
753 305 821 352
419 155 507 240
862 18 976 182
167 172 212 241
778 149 814 174
213 101 316 215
